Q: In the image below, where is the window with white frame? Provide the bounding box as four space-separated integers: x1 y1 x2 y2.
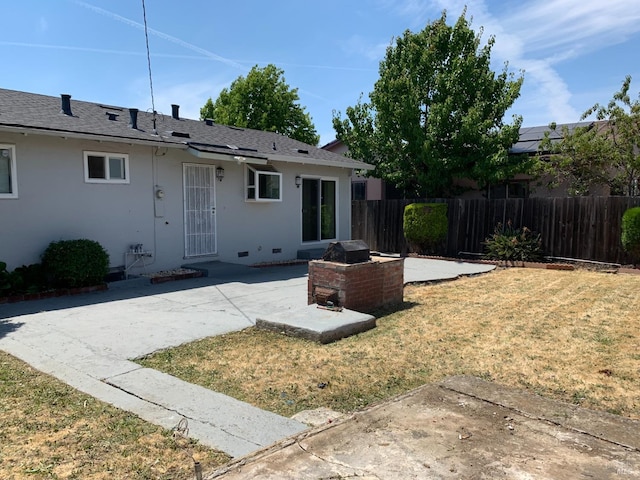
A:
84 151 129 184
0 144 17 198
245 164 282 201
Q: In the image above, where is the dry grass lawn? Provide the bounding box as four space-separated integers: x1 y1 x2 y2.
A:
0 352 230 480
140 268 640 419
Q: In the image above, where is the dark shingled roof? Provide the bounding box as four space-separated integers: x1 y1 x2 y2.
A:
511 121 593 155
0 88 373 170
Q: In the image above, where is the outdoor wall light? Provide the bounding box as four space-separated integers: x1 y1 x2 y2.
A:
216 166 225 181
295 175 302 188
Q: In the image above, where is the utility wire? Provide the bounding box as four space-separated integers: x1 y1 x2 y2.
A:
141 0 157 134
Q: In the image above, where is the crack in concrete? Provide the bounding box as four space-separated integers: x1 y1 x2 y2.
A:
295 440 381 479
101 364 143 380
102 374 262 448
440 383 640 453
213 285 255 325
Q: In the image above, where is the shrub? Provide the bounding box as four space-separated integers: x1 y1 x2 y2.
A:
403 203 448 255
484 221 543 264
12 263 48 294
621 207 640 264
42 239 109 288
0 261 11 295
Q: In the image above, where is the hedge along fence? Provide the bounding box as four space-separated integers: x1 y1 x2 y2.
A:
351 196 640 264
621 206 640 263
403 203 448 255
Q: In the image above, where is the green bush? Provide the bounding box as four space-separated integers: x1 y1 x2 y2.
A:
484 222 543 264
42 239 109 288
0 262 48 296
12 263 48 294
621 207 640 264
403 203 448 254
0 261 11 295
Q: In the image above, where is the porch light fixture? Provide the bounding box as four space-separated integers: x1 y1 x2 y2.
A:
295 175 302 188
216 166 225 181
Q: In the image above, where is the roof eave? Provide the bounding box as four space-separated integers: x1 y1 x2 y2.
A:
0 124 184 148
266 153 375 170
187 147 269 165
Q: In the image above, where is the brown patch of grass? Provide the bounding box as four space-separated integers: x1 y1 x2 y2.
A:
139 269 640 420
0 352 229 479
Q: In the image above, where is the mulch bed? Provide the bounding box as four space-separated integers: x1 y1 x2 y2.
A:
408 253 640 274
0 284 108 304
145 269 205 284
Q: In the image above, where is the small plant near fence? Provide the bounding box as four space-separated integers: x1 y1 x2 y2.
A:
621 206 640 265
403 203 448 255
484 221 543 265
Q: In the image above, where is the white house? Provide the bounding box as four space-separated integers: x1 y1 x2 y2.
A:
0 88 373 274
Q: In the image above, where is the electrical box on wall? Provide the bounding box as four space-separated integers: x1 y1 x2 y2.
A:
154 186 165 218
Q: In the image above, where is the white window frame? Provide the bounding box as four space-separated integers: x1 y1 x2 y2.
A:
0 144 17 199
245 164 282 202
83 151 130 184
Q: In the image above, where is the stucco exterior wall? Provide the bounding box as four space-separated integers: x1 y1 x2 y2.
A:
0 133 353 272
0 133 156 271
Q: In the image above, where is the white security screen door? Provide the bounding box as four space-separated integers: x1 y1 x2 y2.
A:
183 163 217 257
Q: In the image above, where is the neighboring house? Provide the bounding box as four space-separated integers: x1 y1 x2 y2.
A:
323 121 600 200
0 88 373 273
322 138 385 201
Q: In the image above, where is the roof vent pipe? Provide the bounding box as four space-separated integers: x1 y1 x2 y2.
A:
60 94 72 116
171 104 180 120
129 108 139 129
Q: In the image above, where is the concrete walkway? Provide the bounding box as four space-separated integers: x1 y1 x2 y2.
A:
0 258 494 457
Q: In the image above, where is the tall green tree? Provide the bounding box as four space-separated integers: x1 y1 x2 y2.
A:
201 64 320 145
537 76 640 196
333 10 525 197
584 76 640 196
537 122 611 196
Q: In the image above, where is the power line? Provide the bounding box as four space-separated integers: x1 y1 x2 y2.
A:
141 0 157 134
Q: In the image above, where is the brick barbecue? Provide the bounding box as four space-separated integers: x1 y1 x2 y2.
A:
308 241 404 313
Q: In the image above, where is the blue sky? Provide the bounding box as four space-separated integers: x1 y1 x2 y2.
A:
3 0 640 146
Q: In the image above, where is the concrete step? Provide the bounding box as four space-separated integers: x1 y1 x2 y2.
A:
256 304 376 344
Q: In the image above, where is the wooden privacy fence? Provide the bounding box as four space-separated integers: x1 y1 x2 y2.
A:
351 197 640 264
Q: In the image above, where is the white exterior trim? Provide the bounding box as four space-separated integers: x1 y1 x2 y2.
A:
0 144 17 199
83 151 130 184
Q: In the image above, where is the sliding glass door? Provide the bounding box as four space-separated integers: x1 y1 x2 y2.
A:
302 178 336 242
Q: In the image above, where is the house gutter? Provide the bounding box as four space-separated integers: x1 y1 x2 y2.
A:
0 124 185 149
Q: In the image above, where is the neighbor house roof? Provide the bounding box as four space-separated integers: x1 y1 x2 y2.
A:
0 88 373 170
322 121 597 159
511 121 593 155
